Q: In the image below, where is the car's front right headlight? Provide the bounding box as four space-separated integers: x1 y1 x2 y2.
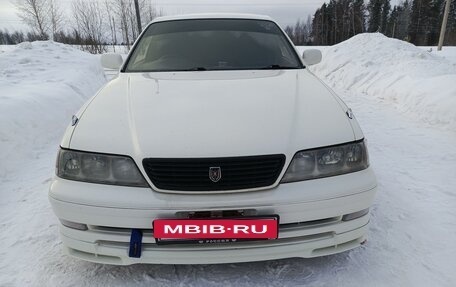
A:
281 140 369 183
56 149 149 187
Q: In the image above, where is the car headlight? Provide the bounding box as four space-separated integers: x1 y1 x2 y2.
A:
281 140 369 183
56 149 148 187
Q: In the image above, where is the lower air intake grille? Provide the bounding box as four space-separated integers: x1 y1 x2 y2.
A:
143 154 286 192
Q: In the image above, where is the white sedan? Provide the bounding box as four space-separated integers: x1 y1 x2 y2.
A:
49 13 377 265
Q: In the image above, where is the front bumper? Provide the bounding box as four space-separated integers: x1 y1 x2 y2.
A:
49 168 377 265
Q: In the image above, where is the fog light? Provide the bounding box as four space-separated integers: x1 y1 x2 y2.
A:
60 219 88 231
342 208 369 221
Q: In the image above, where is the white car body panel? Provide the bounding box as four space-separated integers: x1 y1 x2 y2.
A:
49 167 376 264
49 168 375 211
70 70 356 157
50 13 377 265
67 70 357 193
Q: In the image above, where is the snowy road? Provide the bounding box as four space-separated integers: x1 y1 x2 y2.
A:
1 40 455 286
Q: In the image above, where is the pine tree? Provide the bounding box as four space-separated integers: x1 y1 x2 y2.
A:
352 0 367 34
445 0 456 44
311 0 367 45
409 0 433 44
380 0 392 33
387 6 399 37
427 0 445 45
397 0 412 40
368 0 383 31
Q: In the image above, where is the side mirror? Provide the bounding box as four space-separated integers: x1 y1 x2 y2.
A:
101 53 123 69
302 49 322 66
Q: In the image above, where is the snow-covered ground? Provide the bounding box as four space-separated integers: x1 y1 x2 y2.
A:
0 45 19 54
0 37 455 286
426 46 456 63
303 34 456 130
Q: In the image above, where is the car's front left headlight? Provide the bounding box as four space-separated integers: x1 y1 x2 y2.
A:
281 140 369 183
56 149 149 187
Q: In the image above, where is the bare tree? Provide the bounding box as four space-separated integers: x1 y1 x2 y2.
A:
141 1 163 29
128 4 138 41
112 0 131 48
104 0 116 50
49 0 64 39
14 0 49 39
72 0 106 53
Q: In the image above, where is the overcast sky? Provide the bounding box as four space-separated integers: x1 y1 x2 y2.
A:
0 0 330 31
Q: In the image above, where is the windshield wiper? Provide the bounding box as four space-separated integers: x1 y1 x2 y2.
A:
182 67 207 71
260 64 299 70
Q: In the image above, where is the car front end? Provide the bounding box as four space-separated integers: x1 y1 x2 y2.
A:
50 149 376 265
49 14 377 265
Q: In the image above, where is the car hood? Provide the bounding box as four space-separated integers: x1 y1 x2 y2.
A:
68 70 358 160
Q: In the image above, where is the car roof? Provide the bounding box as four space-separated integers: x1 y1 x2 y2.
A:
151 13 274 24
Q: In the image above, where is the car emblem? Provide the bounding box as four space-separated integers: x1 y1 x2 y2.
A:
209 167 221 183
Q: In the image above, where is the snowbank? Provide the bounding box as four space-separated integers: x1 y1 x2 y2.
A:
310 33 456 130
0 41 106 178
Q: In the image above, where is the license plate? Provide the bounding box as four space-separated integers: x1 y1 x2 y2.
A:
153 215 279 244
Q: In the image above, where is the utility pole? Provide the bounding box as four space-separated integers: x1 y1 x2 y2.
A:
134 0 142 34
438 0 452 51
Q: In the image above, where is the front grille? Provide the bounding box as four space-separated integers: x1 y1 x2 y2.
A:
143 154 286 191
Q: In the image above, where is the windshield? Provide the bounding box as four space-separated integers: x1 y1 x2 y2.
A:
124 19 303 72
